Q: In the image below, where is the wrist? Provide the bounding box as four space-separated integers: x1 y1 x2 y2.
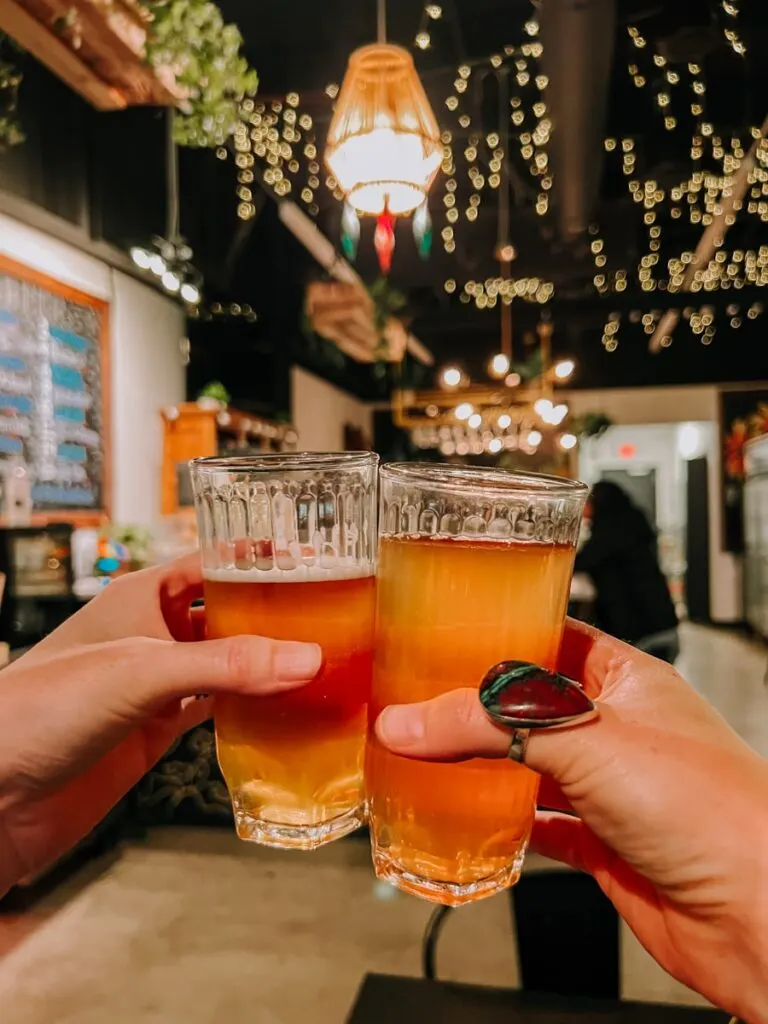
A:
721 916 768 1024
728 977 768 1024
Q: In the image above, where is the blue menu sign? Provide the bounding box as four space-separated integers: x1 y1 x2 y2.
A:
0 257 107 514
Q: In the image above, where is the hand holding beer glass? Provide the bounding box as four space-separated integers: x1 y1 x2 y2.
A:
191 453 378 850
366 464 587 905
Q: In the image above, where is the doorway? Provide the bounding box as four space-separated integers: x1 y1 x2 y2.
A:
600 468 658 528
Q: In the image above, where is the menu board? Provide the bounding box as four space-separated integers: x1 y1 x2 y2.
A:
0 254 108 517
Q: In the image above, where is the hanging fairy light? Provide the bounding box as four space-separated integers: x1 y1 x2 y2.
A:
489 352 511 378
340 203 360 259
412 200 433 259
441 366 464 388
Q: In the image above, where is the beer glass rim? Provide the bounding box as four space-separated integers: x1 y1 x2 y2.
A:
380 462 588 499
190 451 378 475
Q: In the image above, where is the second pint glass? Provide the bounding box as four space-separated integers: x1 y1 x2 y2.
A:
191 452 378 850
367 464 587 904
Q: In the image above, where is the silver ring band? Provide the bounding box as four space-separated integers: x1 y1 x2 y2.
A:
507 728 530 763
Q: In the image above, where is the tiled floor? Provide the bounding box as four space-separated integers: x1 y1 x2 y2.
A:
0 624 765 1023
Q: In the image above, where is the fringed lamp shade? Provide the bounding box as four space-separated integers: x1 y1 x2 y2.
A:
325 44 442 217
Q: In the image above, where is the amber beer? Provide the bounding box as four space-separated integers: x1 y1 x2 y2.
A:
367 465 587 905
191 452 379 851
206 567 375 848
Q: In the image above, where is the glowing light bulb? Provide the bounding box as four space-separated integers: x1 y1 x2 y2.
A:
548 403 569 426
498 414 512 430
488 438 503 454
534 398 553 419
130 246 151 270
162 271 181 293
180 283 200 304
455 402 474 421
489 352 511 378
559 433 578 451
148 253 167 276
442 366 462 388
554 359 575 380
468 412 482 429
527 429 543 447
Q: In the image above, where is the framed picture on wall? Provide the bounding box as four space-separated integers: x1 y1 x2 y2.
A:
0 254 110 524
719 387 768 553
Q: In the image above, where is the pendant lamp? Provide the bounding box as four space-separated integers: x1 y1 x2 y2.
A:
325 3 441 273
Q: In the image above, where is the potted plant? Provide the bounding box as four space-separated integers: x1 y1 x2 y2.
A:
197 380 231 410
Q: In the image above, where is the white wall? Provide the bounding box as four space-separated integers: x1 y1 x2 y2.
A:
566 384 717 425
567 384 741 623
291 365 373 451
0 211 186 526
579 423 690 534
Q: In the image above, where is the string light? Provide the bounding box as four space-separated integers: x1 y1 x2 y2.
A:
217 9 764 337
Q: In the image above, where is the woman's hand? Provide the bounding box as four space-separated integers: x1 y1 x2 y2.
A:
376 620 768 1022
0 556 321 897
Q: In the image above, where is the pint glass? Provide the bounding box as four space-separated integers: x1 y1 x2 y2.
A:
367 464 587 904
191 452 378 850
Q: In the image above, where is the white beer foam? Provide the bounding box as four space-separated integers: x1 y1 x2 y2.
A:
203 563 373 584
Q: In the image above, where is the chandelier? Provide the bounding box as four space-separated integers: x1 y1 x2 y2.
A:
393 319 577 457
394 69 577 459
325 0 441 273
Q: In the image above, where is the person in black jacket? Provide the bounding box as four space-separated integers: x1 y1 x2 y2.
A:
574 479 679 663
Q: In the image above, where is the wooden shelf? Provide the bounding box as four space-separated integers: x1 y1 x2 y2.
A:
0 0 185 111
160 402 298 516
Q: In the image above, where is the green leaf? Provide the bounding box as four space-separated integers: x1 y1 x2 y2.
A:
145 0 258 149
198 380 231 404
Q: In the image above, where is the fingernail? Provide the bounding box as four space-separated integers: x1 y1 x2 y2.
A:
378 706 425 746
274 643 322 681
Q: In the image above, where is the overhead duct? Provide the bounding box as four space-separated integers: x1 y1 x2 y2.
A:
540 0 617 241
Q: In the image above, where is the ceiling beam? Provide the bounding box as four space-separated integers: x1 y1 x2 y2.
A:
649 114 768 352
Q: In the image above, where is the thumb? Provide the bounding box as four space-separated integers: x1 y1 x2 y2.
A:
5 634 323 749
95 634 324 713
0 635 324 791
375 686 622 787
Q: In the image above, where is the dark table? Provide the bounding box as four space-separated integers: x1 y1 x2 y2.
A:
347 975 725 1024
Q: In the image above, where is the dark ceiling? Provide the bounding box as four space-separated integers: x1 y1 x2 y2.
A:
5 0 766 404
184 0 768 396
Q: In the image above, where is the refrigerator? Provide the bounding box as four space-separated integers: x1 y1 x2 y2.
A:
744 434 768 639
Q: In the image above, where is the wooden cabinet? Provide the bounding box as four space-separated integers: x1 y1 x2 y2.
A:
160 403 297 516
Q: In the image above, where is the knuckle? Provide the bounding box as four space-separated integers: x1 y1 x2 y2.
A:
422 688 481 741
225 634 270 684
109 636 159 665
452 688 484 732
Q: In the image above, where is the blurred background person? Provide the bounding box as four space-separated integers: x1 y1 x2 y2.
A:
575 480 680 664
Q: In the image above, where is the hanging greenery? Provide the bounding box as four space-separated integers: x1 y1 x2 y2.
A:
572 411 613 438
0 32 24 151
368 276 406 360
513 348 544 382
144 1 258 148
